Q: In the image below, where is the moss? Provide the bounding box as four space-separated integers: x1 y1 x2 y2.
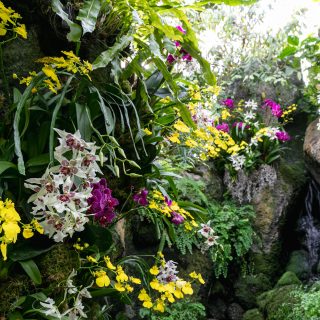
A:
234 273 272 309
250 250 280 279
257 284 300 319
286 250 311 280
279 161 306 187
243 308 264 320
275 271 301 288
0 275 32 314
38 243 79 291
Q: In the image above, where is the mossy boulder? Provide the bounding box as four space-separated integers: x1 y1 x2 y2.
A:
257 284 300 319
0 275 32 314
243 308 264 320
234 273 272 309
286 250 311 280
275 271 301 288
38 243 79 291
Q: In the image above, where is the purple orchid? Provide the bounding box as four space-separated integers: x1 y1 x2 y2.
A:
87 178 119 226
222 98 235 109
263 99 283 118
176 25 186 34
167 54 176 64
216 123 230 133
133 188 149 206
171 212 184 225
276 131 291 142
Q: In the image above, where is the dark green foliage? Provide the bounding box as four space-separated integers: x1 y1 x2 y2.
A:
174 226 198 255
208 201 255 277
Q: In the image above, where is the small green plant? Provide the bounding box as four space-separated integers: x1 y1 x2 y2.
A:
274 284 320 320
139 300 206 320
207 201 255 278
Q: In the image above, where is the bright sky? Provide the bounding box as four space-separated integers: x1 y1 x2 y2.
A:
261 0 320 36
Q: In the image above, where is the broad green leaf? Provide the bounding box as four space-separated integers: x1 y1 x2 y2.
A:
51 0 82 42
93 35 133 69
76 103 92 141
288 35 299 46
279 46 297 59
19 259 42 285
76 0 101 34
10 241 54 261
0 161 17 175
26 154 50 168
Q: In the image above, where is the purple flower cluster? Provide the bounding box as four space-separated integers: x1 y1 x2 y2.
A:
276 131 291 142
171 212 184 225
222 98 235 109
216 122 230 133
264 99 283 118
166 25 192 64
133 188 149 206
88 178 119 226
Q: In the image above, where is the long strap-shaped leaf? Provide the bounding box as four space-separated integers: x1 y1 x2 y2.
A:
49 75 75 163
76 0 101 35
14 74 45 175
51 0 82 42
93 34 133 70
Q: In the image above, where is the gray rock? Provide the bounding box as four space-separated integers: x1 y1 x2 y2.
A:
226 303 244 320
304 117 320 184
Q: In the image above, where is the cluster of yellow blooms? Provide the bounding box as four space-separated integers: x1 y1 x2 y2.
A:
16 51 92 94
281 104 297 123
148 190 198 231
167 120 247 161
73 238 90 251
138 253 204 313
0 199 43 260
86 254 141 293
0 1 27 39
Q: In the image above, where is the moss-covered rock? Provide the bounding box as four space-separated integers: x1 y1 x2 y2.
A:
0 275 32 314
286 250 311 280
38 243 79 293
275 271 301 288
234 273 272 309
243 308 264 320
257 284 300 319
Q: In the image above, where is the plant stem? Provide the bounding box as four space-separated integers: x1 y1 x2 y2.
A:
158 231 166 253
0 43 11 103
75 41 81 56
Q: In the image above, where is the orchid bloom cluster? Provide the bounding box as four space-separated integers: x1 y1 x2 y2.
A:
25 129 117 242
0 199 44 260
167 25 192 64
138 253 204 313
167 97 294 172
39 270 92 319
16 51 92 94
198 221 219 253
133 189 198 231
85 254 141 294
0 1 27 39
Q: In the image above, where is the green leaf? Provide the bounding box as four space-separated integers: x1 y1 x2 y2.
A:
14 73 46 175
9 241 54 261
76 0 101 34
26 154 50 168
0 161 17 175
51 0 82 42
76 103 92 141
279 46 297 59
287 35 299 46
19 259 42 285
93 35 133 69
